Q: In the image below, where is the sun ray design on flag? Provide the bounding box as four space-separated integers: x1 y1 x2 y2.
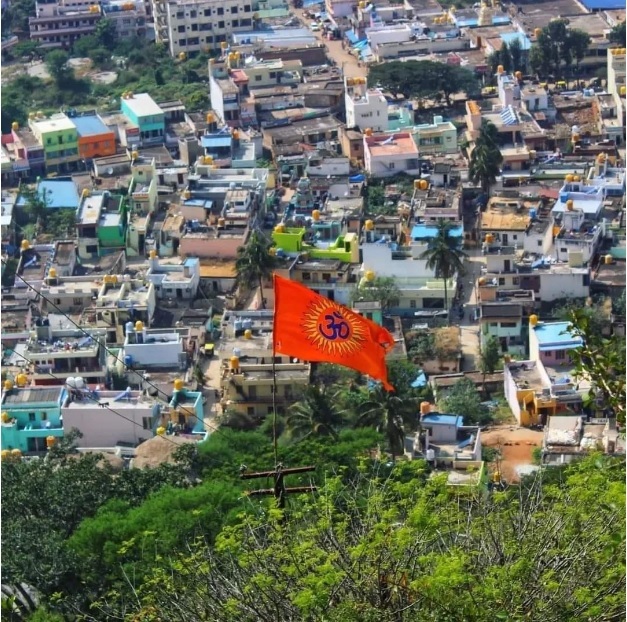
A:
302 298 368 357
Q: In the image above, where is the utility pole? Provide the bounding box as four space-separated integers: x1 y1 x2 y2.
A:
241 464 316 509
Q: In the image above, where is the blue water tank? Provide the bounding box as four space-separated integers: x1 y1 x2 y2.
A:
529 208 537 219
234 319 243 331
559 192 569 202
243 319 253 329
124 355 133 367
125 321 134 334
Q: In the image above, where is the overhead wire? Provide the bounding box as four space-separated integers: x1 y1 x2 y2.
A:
2 260 223 438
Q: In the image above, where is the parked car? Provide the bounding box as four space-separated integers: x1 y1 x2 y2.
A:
310 22 321 31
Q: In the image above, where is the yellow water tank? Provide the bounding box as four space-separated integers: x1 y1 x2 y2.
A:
598 153 607 163
515 71 523 80
365 219 374 231
604 254 613 265
497 65 505 74
204 156 214 165
11 121 19 131
620 86 627 96
572 134 580 143
218 217 226 227
1 450 11 460
46 436 56 448
364 128 373 137
565 174 574 182
503 354 512 364
485 233 494 244
128 92 134 98
11 449 22 459
179 52 187 61
274 224 286 233
20 240 30 251
269 247 277 256
365 269 375 282
36 110 44 118
134 320 144 331
478 276 487 285
534 27 541 37
566 199 574 211
173 378 184 391
229 356 240 371
232 129 240 140
572 175 580 182
131 150 139 159
244 329 252 339
346 77 355 86
1 412 10 423
206 112 215 124
183 190 192 200
15 373 27 388
529 314 539 326
156 426 166 436
419 179 429 190
221 41 228 49
312 209 321 221
420 401 431 415
49 267 57 279
149 249 157 259
82 188 90 198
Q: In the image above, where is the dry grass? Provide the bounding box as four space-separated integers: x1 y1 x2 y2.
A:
132 435 195 469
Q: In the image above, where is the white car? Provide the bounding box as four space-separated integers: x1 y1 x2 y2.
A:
310 22 321 31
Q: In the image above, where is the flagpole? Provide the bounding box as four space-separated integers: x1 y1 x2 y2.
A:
271 274 278 466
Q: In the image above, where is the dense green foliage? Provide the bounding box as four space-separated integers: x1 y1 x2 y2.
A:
368 60 480 105
469 120 503 196
235 230 278 309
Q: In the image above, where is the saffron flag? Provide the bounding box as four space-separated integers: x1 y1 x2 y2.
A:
273 274 395 391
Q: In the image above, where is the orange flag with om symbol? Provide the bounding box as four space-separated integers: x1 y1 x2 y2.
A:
272 274 395 391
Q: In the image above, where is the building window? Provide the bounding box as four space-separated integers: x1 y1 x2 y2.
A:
73 297 82 305
247 407 254 416
537 240 542 246
29 412 36 422
490 322 498 327
178 25 185 32
41 412 47 421
409 300 416 308
218 20 225 27
388 162 395 169
255 74 262 81
142 416 152 430
512 277 519 285
189 9 196 16
498 278 505 285
248 386 256 398
204 8 211 15
231 5 237 12
555 350 566 360
217 7 223 14
302 272 311 280
501 322 517 328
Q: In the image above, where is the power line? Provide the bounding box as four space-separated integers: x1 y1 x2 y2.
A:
3 346 187 450
3 260 223 438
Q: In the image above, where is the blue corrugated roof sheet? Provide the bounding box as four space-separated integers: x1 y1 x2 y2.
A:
200 135 232 148
580 0 624 8
422 413 464 427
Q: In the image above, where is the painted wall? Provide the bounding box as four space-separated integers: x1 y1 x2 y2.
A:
78 132 116 160
124 338 183 367
179 235 244 259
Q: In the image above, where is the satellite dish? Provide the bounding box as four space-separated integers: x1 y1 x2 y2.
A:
106 168 114 175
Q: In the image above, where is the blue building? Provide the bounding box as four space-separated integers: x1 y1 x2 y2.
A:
120 93 165 145
1 384 66 452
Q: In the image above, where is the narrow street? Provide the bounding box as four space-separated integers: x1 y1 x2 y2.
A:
457 248 484 372
289 7 367 79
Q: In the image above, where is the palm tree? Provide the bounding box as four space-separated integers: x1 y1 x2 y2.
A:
353 384 414 461
235 230 278 309
286 385 345 441
419 221 467 322
469 121 503 198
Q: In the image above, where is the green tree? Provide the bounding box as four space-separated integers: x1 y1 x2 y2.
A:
508 38 524 73
418 220 467 321
439 377 491 425
566 29 591 84
72 34 100 58
499 41 512 73
609 22 626 45
45 49 72 85
480 335 501 390
469 120 503 196
350 275 400 311
12 40 41 60
94 18 117 49
235 230 277 309
286 385 345 441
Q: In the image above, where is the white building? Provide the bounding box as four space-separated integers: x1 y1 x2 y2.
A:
122 326 186 369
607 48 626 106
61 388 160 447
345 78 388 133
153 0 255 57
145 255 200 300
364 132 420 178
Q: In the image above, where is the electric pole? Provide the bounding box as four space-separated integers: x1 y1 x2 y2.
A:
241 464 316 509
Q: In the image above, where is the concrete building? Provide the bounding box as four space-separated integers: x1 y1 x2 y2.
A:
101 0 147 38
76 190 128 259
48 240 77 277
22 320 108 386
122 326 186 369
39 274 102 314
61 388 160 448
529 320 583 367
412 116 458 155
344 78 388 133
28 114 80 173
120 93 165 145
1 385 66 452
218 310 311 417
153 0 255 57
71 114 117 161
607 47 626 104
479 302 525 356
29 0 102 49
325 0 353 18
145 255 200 300
541 416 623 465
126 156 159 257
364 132 420 178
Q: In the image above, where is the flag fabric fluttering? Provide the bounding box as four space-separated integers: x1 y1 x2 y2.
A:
272 274 395 391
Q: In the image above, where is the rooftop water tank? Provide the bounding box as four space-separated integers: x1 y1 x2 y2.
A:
124 355 133 367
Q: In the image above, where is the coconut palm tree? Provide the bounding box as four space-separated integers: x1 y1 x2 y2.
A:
469 120 503 197
419 221 467 322
235 230 277 309
353 384 414 461
286 385 345 441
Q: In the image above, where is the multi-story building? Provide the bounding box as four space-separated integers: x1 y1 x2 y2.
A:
61 387 162 447
101 0 147 38
1 124 32 184
1 383 66 452
607 47 626 107
126 155 159 256
39 273 101 314
21 319 108 386
145 254 201 300
121 325 187 369
76 190 128 259
28 114 80 173
71 114 117 161
218 310 311 417
363 132 420 178
29 0 102 49
153 0 254 57
345 78 388 133
479 300 525 355
412 115 458 155
120 93 165 145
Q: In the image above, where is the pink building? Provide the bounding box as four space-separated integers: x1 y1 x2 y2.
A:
179 224 249 259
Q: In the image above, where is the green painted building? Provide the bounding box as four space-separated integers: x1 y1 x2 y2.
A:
273 227 359 263
29 114 80 172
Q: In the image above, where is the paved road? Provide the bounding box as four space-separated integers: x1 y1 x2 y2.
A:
290 7 367 79
456 248 485 372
